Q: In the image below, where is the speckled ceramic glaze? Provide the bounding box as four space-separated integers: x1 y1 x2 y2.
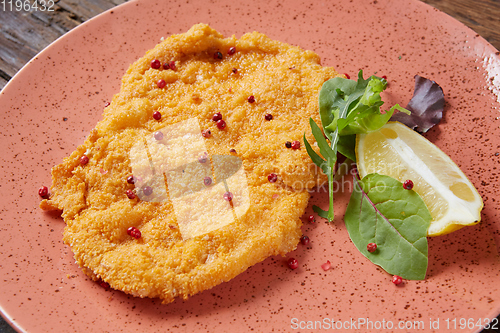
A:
1 0 499 332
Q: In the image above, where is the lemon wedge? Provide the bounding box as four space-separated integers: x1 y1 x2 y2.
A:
356 121 483 236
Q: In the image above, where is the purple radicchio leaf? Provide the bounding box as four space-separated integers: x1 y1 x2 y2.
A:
390 75 444 133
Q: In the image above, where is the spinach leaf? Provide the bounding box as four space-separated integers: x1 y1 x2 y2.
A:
344 173 431 280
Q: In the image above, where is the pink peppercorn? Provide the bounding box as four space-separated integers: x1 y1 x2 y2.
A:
97 279 110 290
228 47 236 55
168 61 176 70
216 119 226 129
321 260 331 271
198 153 208 163
300 235 310 245
344 73 350 79
143 186 153 196
287 258 299 270
223 192 233 201
212 112 222 122
367 243 377 253
203 177 212 186
150 59 161 69
403 179 414 190
126 189 136 199
100 281 110 289
291 140 300 149
127 176 135 184
248 95 255 103
268 173 278 183
392 275 403 285
265 113 273 121
308 214 315 223
38 186 49 198
202 129 211 138
157 79 166 88
127 226 141 239
154 131 164 141
80 155 89 165
214 51 223 59
153 111 162 120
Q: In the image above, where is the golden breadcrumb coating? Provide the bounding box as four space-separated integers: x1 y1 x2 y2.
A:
40 24 339 303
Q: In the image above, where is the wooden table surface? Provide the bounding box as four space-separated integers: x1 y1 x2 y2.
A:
1 0 499 332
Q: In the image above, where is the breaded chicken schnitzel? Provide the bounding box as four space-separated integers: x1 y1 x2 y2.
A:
40 24 339 303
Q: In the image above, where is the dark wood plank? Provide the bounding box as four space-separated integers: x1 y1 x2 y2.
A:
0 0 127 91
420 0 500 49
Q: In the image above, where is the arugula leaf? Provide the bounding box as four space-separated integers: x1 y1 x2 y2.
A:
313 205 330 220
308 118 336 165
344 173 431 280
390 75 444 133
304 70 409 221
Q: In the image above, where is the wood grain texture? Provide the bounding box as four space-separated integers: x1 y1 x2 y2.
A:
420 0 500 49
0 0 127 90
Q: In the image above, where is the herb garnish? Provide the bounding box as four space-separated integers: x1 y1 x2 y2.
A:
304 70 409 221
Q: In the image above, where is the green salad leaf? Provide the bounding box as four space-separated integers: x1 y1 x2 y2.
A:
304 70 410 221
336 134 356 162
319 70 408 138
344 174 431 280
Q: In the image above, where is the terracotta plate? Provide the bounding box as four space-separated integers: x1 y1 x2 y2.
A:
1 0 499 332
